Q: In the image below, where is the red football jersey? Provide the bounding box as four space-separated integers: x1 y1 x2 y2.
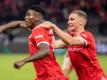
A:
29 27 65 80
68 31 106 80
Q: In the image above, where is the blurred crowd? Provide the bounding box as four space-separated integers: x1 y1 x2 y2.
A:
0 0 107 53
0 0 107 35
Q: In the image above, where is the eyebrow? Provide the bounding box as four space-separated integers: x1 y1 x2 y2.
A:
69 17 74 20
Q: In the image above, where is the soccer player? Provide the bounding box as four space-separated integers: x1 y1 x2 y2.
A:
44 10 107 80
0 5 66 80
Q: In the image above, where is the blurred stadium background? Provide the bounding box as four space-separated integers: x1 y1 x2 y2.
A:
0 0 107 80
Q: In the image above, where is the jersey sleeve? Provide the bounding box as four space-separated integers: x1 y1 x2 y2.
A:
80 32 94 46
32 28 50 46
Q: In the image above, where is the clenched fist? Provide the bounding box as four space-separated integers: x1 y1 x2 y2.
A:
13 60 26 69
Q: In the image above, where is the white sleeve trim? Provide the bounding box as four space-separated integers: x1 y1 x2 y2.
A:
79 36 87 46
37 41 49 46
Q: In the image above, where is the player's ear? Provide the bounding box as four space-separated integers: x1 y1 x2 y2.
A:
34 15 40 21
80 19 84 25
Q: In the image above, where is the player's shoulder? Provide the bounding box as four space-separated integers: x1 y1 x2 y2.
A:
33 26 48 33
33 21 53 30
80 30 94 38
80 31 93 36
38 21 54 28
32 27 53 36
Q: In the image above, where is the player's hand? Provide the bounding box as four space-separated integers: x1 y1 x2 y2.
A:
20 21 28 29
13 60 26 69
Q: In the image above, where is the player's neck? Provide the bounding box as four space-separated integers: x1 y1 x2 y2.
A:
34 19 44 27
75 27 85 35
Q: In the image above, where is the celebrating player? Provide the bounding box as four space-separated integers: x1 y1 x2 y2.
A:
0 5 66 80
45 10 107 80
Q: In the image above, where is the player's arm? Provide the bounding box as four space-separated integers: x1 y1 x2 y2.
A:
14 43 50 69
40 22 86 46
54 39 67 48
0 21 27 33
52 25 86 46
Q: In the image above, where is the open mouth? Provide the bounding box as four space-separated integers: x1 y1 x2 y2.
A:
68 24 73 27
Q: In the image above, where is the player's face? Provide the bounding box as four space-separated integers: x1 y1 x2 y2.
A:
25 9 40 28
68 13 82 32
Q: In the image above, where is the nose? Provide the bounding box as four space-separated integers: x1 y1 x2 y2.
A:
68 20 70 24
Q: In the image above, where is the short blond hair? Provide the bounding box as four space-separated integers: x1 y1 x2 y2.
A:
70 10 87 20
